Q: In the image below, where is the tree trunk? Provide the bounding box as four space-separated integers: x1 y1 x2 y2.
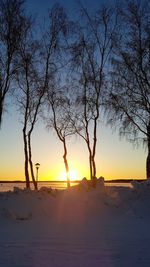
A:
92 118 97 187
146 151 150 179
92 157 97 188
146 122 150 179
23 129 30 189
86 139 93 181
28 132 37 190
63 140 70 188
89 154 93 181
92 159 96 179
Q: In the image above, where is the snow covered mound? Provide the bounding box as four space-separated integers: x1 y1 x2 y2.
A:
73 176 105 192
0 180 150 224
0 183 150 267
131 179 150 192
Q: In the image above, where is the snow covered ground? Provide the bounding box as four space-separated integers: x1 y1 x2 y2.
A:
0 178 150 267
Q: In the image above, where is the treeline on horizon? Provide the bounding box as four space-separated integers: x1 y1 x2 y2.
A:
0 0 150 190
0 179 146 184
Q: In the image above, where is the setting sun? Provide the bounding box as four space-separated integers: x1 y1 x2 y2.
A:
58 169 79 181
69 170 78 181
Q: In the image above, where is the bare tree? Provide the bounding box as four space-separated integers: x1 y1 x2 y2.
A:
46 86 75 188
16 33 42 189
42 4 73 188
16 4 69 189
0 0 26 126
107 0 150 179
70 5 117 186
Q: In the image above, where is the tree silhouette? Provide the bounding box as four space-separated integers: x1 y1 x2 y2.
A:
108 0 150 179
46 87 74 188
16 29 41 189
70 5 117 186
16 4 67 189
0 0 27 126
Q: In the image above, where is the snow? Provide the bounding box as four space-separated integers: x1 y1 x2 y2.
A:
0 179 150 266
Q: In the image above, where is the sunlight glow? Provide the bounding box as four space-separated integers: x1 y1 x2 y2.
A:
58 169 79 181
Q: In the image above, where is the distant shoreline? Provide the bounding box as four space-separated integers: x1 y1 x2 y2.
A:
0 179 146 183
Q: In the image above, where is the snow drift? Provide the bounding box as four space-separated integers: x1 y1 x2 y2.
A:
0 178 150 267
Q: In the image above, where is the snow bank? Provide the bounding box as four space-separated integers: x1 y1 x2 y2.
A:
0 181 150 267
131 179 150 191
71 176 105 192
0 179 149 222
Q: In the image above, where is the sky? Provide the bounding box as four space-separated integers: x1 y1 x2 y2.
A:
0 0 147 182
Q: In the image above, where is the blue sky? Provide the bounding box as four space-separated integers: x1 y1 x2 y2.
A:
0 0 146 181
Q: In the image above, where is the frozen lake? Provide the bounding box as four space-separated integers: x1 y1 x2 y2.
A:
0 181 132 192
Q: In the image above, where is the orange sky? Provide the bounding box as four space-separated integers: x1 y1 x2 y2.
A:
0 109 146 182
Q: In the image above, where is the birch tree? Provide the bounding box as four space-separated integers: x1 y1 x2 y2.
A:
70 5 117 186
108 0 150 178
0 0 27 126
46 87 74 188
16 4 68 188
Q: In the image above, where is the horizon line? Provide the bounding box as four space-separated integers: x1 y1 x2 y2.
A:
0 178 146 183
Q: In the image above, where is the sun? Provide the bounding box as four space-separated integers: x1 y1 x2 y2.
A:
69 169 78 181
58 169 78 181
